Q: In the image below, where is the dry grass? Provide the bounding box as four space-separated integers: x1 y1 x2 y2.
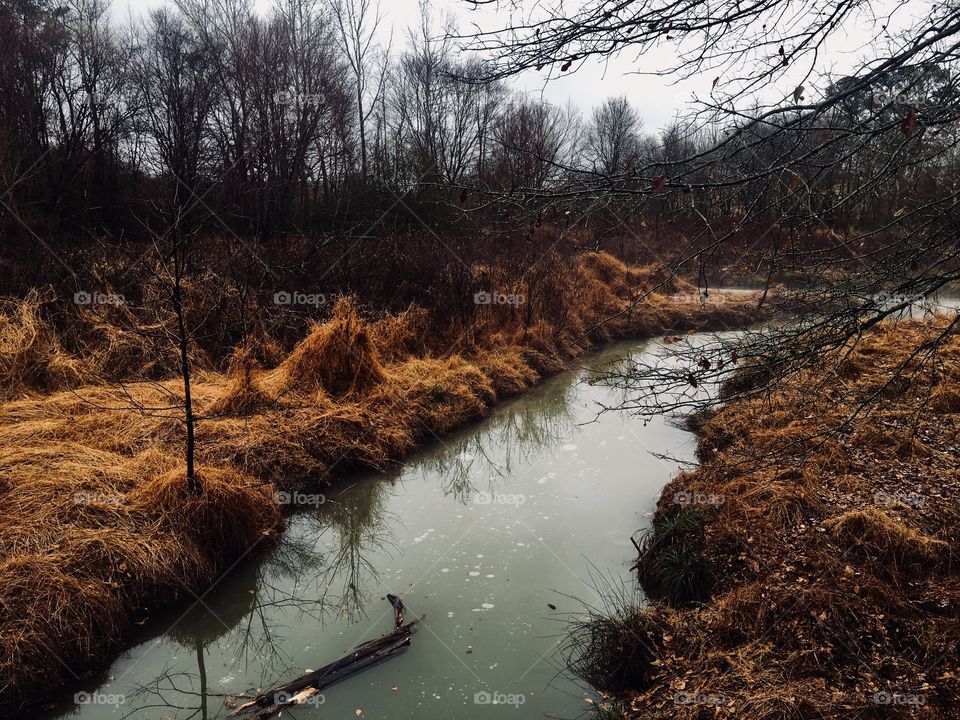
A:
0 251 766 712
581 318 960 719
0 448 280 708
0 290 94 400
271 296 387 398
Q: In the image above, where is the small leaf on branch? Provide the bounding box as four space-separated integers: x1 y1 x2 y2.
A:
901 108 918 137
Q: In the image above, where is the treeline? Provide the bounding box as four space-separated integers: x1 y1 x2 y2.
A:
0 0 629 242
2 0 958 256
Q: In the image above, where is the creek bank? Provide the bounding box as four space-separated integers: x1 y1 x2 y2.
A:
576 316 960 720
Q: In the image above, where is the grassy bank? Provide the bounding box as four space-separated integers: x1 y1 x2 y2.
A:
573 317 960 719
0 252 764 712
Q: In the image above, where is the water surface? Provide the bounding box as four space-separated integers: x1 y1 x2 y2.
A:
50 338 706 720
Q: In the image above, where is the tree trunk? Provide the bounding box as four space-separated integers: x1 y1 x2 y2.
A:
173 237 201 495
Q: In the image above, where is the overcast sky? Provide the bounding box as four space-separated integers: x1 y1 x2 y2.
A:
111 0 912 133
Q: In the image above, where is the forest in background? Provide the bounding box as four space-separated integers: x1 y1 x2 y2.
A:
4 0 958 296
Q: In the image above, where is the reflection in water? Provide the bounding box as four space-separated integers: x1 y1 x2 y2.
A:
119 480 399 720
125 561 260 720
51 338 696 720
424 374 577 502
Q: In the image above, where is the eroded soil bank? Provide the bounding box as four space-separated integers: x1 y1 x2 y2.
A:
579 317 960 720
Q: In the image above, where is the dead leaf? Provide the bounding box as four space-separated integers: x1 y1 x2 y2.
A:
901 108 918 137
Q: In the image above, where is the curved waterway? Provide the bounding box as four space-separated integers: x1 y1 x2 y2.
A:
48 336 716 720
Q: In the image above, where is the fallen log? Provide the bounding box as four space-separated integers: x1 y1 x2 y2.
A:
230 595 421 719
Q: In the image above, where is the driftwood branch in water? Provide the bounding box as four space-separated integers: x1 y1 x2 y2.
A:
229 595 420 719
387 593 405 628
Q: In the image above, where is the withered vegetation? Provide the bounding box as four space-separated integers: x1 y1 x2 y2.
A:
0 251 763 711
571 318 960 720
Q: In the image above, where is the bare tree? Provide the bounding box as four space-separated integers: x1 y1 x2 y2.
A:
330 0 388 184
583 95 643 177
128 8 220 493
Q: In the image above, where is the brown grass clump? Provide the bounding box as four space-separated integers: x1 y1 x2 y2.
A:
577 251 650 296
208 343 274 416
271 296 386 397
928 383 960 412
0 290 93 400
76 298 214 382
474 347 540 397
385 356 497 434
580 318 960 720
370 304 432 362
824 508 950 572
129 466 281 567
0 444 281 710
